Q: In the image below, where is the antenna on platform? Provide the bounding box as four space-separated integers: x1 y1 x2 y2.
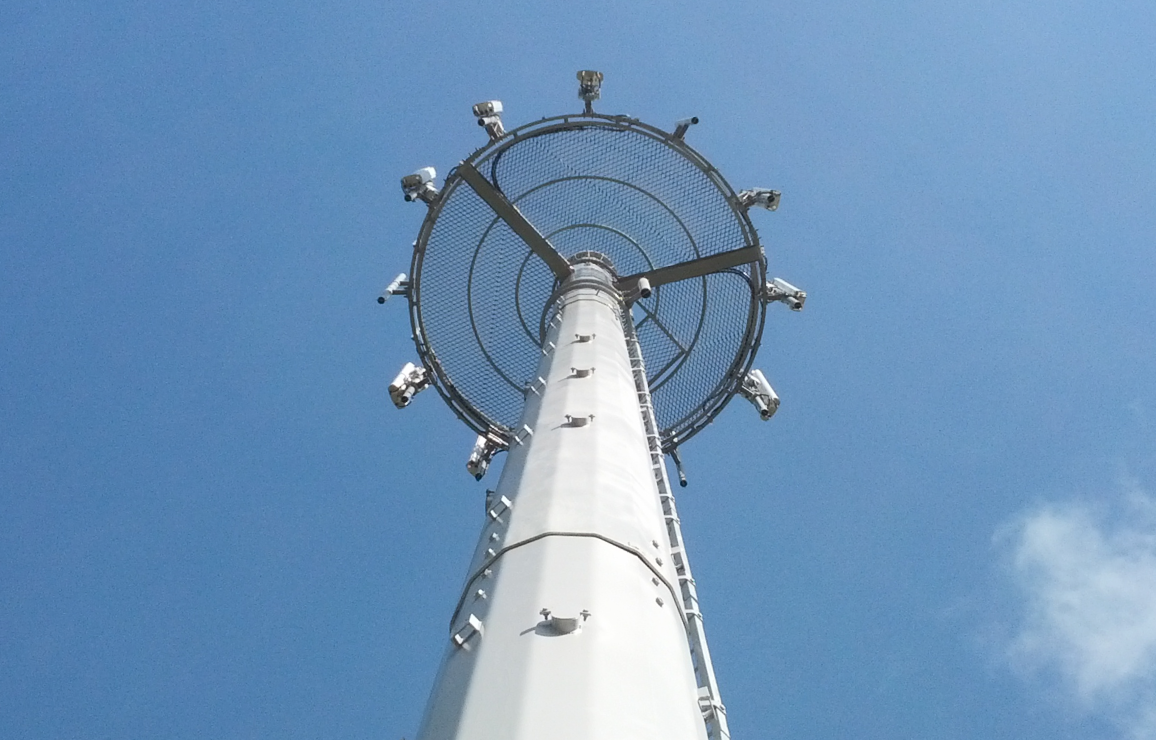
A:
382 71 806 740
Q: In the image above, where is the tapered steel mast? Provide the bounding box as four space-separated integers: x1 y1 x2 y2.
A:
384 72 805 740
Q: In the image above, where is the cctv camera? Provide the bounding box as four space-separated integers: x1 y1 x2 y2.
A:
739 369 780 420
765 277 806 311
389 361 430 409
673 116 699 139
466 434 504 480
378 273 408 303
738 188 781 212
401 167 439 204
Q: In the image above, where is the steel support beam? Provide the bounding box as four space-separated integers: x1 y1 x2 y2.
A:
617 245 762 292
457 162 574 280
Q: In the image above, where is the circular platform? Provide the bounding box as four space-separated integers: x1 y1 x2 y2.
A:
409 114 766 449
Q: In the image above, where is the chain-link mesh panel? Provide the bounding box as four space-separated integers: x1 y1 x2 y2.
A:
411 117 764 445
414 182 549 430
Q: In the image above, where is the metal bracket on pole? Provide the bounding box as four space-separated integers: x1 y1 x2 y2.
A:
670 446 688 488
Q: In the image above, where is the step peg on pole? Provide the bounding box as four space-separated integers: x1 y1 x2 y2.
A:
452 614 484 649
487 494 513 521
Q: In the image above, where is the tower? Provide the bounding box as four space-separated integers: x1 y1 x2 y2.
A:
383 72 805 740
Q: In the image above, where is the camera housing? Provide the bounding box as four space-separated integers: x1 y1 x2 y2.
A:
764 277 806 311
378 272 409 304
472 100 503 118
739 369 780 420
466 433 506 480
389 361 431 408
673 116 699 140
472 100 505 140
577 70 603 102
738 188 781 212
401 167 439 204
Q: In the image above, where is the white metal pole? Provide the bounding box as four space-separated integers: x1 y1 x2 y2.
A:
416 259 710 740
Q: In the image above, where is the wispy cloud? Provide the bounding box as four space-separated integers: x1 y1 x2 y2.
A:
1001 488 1156 738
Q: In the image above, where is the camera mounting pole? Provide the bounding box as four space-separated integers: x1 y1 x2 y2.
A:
387 72 804 740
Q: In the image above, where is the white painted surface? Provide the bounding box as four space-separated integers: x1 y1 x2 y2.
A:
416 264 708 740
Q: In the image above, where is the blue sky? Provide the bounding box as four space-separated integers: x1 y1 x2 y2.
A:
3 1 1156 738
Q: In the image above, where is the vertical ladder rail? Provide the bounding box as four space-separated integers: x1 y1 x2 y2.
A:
622 315 732 740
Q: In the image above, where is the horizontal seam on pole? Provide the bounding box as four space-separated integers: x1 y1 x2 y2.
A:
448 530 689 633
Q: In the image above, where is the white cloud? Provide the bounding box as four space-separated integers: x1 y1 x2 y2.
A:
1003 489 1156 739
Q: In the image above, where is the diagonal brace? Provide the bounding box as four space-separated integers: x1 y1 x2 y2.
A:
457 162 573 280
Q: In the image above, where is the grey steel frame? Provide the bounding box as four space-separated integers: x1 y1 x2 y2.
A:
407 112 768 452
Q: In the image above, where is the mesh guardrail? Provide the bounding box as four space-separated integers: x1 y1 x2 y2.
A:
411 116 764 448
